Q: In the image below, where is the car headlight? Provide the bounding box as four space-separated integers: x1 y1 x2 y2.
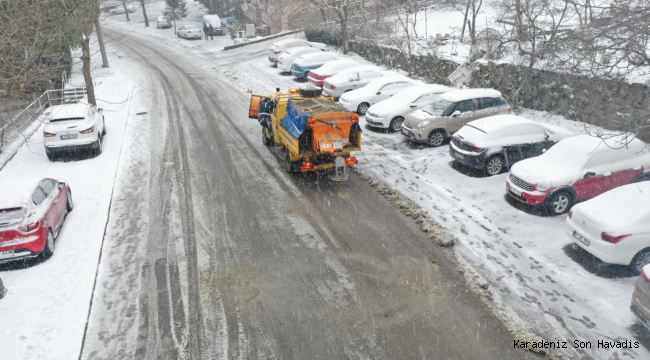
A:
535 181 552 191
417 120 430 128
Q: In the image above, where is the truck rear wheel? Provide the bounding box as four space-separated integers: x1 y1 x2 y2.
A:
284 151 299 173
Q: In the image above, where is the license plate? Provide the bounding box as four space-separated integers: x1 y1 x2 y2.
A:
0 250 15 255
509 186 522 196
573 230 590 246
60 134 78 140
455 152 465 160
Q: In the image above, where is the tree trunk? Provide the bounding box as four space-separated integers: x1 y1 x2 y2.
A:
461 0 470 41
122 0 130 22
94 16 109 68
140 0 149 27
337 7 349 54
80 34 97 106
320 8 327 23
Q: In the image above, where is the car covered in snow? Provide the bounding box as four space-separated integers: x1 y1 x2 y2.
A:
277 46 326 72
365 84 452 132
290 52 340 79
322 65 386 100
0 177 72 263
401 89 511 147
449 115 575 175
307 59 360 87
156 16 171 29
268 39 327 64
338 75 424 115
566 181 650 275
506 134 650 215
632 264 650 328
177 25 202 40
109 4 137 15
42 103 106 160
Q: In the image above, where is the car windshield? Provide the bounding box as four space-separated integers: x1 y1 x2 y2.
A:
541 141 589 168
0 208 25 226
423 100 454 116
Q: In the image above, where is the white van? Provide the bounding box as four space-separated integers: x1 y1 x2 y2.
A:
202 15 223 36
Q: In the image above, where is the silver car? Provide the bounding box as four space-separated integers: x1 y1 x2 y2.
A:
322 66 387 100
401 88 511 147
631 264 650 330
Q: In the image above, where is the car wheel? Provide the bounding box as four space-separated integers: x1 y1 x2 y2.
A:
484 155 504 176
547 190 572 215
427 130 445 147
262 128 271 146
630 248 650 275
102 118 107 135
66 189 73 212
95 134 103 157
43 229 54 258
357 102 370 115
389 117 405 132
45 148 55 161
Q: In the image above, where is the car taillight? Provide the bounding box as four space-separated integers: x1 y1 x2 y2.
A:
79 126 94 134
330 84 336 89
273 50 281 54
600 232 631 244
18 220 40 233
44 131 56 137
507 106 512 113
345 156 357 167
300 161 313 172
471 146 485 153
188 31 192 33
568 210 573 218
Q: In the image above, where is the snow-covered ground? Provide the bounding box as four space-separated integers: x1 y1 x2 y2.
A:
103 3 650 359
0 35 147 359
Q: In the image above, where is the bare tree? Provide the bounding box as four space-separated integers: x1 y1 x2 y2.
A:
139 0 150 27
121 0 131 22
374 0 419 75
95 1 109 67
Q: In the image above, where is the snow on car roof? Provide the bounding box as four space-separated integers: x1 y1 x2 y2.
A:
46 103 90 120
557 133 645 153
296 52 338 61
364 74 412 89
272 38 306 47
468 115 531 133
441 88 502 102
312 58 358 72
396 84 452 97
0 177 42 209
575 181 650 230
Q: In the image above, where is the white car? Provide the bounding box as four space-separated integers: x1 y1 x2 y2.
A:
566 181 650 274
110 4 137 14
322 65 386 100
177 25 202 40
338 75 424 115
365 84 452 131
277 46 325 72
42 103 106 160
268 39 327 64
156 16 171 29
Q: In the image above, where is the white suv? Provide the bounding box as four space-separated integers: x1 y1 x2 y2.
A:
42 103 106 160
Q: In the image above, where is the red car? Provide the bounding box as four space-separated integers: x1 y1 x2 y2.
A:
0 177 72 263
307 59 359 87
506 134 650 215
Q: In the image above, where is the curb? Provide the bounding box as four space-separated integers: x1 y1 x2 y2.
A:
223 29 303 51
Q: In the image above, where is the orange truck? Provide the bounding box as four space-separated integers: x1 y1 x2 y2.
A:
249 87 362 181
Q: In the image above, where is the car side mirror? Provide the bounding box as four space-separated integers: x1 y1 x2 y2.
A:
58 182 65 189
409 103 417 108
451 110 461 117
584 171 596 179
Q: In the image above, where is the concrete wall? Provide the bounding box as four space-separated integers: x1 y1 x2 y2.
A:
344 40 650 140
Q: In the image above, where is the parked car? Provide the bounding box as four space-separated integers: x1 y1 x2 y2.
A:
42 102 106 160
290 52 340 79
156 16 171 29
277 46 325 72
177 25 202 40
0 177 73 263
632 264 650 328
268 39 327 64
322 65 386 100
109 4 137 15
567 181 650 275
307 59 360 87
449 115 575 175
506 134 650 215
401 89 511 147
202 14 223 35
338 75 424 115
365 84 452 132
